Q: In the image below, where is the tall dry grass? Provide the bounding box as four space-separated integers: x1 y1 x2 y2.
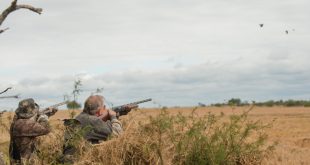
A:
3 106 310 164
31 107 273 165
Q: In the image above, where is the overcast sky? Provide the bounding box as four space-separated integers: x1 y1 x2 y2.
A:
0 0 310 109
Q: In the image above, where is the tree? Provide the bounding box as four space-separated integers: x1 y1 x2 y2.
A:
66 101 81 110
72 79 82 102
0 87 19 99
228 98 242 106
0 0 42 34
0 87 12 95
67 79 82 109
91 87 104 95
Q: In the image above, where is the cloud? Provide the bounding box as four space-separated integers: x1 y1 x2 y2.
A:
2 53 310 109
0 0 310 109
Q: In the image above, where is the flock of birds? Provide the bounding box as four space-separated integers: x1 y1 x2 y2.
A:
259 23 294 35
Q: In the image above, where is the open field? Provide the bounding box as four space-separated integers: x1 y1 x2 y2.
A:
1 106 310 164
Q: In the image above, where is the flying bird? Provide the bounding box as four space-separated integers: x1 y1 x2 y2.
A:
285 30 289 34
259 24 264 28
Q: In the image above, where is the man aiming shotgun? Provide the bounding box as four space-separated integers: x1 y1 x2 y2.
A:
74 96 152 142
9 99 68 164
96 98 152 121
61 95 151 163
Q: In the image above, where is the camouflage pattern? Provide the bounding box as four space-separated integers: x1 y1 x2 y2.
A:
9 98 50 164
110 118 123 135
15 98 39 119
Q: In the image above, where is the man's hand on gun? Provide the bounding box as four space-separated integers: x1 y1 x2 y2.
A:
108 109 117 120
37 114 49 122
97 108 115 122
42 107 58 117
97 99 152 121
97 104 138 121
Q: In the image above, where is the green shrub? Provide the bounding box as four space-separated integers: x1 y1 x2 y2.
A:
304 102 310 107
66 100 81 109
265 100 275 107
228 98 242 106
138 107 274 165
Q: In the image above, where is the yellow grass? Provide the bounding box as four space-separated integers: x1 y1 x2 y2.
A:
1 106 310 164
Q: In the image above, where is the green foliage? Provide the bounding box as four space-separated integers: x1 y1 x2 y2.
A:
62 123 92 163
265 100 275 107
284 99 302 107
212 103 223 107
228 98 242 106
66 100 81 109
36 122 92 164
138 107 273 165
67 79 83 110
212 98 310 107
304 102 310 107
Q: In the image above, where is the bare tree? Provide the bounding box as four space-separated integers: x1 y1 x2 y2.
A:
0 87 12 95
66 79 82 109
90 87 104 95
0 87 20 99
0 0 42 34
72 79 82 102
0 95 19 99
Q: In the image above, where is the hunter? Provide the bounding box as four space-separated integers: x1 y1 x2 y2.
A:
61 95 135 163
75 95 125 143
9 98 57 164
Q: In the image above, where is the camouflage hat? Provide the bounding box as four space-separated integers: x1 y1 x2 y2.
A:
16 98 39 119
83 95 104 115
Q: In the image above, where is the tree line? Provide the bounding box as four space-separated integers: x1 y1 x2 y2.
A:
210 98 310 107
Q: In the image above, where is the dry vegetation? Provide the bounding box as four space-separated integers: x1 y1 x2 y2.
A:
1 107 310 164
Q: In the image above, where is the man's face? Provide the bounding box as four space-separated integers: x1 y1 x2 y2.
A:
95 104 107 116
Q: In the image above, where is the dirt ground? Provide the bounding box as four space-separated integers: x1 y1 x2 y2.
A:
1 106 310 164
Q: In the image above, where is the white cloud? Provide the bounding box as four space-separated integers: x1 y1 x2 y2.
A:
0 0 310 109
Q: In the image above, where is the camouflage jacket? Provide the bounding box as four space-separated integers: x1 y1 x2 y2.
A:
9 116 50 163
75 112 123 144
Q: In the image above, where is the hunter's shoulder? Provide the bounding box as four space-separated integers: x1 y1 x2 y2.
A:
13 118 37 127
75 112 93 120
13 118 49 136
75 112 102 123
